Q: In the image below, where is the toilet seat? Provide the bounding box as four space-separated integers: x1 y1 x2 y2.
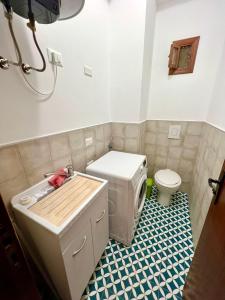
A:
155 169 181 187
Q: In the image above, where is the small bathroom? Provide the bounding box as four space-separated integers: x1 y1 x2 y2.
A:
0 0 225 299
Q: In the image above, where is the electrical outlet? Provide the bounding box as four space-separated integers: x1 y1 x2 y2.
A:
47 48 63 67
85 137 93 147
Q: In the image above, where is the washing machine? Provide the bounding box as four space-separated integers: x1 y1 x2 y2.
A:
86 151 147 245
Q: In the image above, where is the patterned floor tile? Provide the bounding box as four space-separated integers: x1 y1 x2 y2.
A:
82 186 194 300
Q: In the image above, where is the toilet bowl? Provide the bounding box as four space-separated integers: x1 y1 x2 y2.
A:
154 169 181 206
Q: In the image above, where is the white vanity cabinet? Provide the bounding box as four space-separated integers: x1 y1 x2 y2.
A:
11 173 109 300
61 189 108 300
90 192 109 265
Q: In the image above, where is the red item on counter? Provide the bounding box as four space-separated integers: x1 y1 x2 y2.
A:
48 168 68 188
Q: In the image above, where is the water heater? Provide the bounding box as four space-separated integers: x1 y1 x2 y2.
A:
2 0 85 24
0 0 85 86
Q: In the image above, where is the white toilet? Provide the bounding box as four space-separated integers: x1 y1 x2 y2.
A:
154 169 181 206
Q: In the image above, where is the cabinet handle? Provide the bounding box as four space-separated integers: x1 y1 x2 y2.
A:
72 236 87 257
96 210 106 223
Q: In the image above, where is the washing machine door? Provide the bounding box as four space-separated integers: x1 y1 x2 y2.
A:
135 174 147 220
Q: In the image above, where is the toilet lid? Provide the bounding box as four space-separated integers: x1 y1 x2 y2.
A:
155 169 181 186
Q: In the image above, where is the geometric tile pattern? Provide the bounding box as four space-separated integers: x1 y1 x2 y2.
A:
82 187 194 300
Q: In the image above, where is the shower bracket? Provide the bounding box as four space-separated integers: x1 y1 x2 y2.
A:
0 56 9 69
22 63 31 74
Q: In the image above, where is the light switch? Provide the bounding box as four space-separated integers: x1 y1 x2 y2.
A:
47 48 63 67
168 125 181 139
84 65 93 77
85 137 93 146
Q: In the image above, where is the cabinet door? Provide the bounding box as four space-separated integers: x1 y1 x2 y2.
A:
91 192 109 265
63 219 94 300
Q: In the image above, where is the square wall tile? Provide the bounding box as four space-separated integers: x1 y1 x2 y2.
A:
125 139 139 153
27 162 54 186
205 125 214 146
86 146 96 163
183 135 200 149
124 125 140 138
112 137 124 151
167 158 179 172
146 120 157 132
157 146 168 157
146 154 155 168
69 130 84 151
180 182 190 194
212 128 223 152
168 147 182 160
182 149 197 160
0 174 29 210
169 139 182 147
180 171 193 183
212 157 224 179
72 150 86 173
156 133 169 146
112 123 125 137
204 148 216 172
145 145 156 156
18 138 51 174
145 132 156 145
104 141 110 153
218 135 225 159
179 159 193 173
95 125 105 142
96 142 105 159
157 120 171 133
104 123 112 140
139 122 146 154
52 155 72 171
0 146 24 184
155 156 167 169
187 122 203 136
48 133 71 160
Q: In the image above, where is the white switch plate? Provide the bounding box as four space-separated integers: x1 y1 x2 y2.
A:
84 65 93 77
47 48 63 67
85 137 93 147
168 125 181 139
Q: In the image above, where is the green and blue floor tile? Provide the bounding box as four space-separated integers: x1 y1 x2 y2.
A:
82 187 194 300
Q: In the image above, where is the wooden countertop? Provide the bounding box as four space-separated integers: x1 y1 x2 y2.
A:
29 175 102 226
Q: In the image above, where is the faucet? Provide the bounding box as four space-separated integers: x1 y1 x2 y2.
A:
44 165 74 178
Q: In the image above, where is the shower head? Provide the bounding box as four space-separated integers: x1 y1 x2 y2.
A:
1 0 85 24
